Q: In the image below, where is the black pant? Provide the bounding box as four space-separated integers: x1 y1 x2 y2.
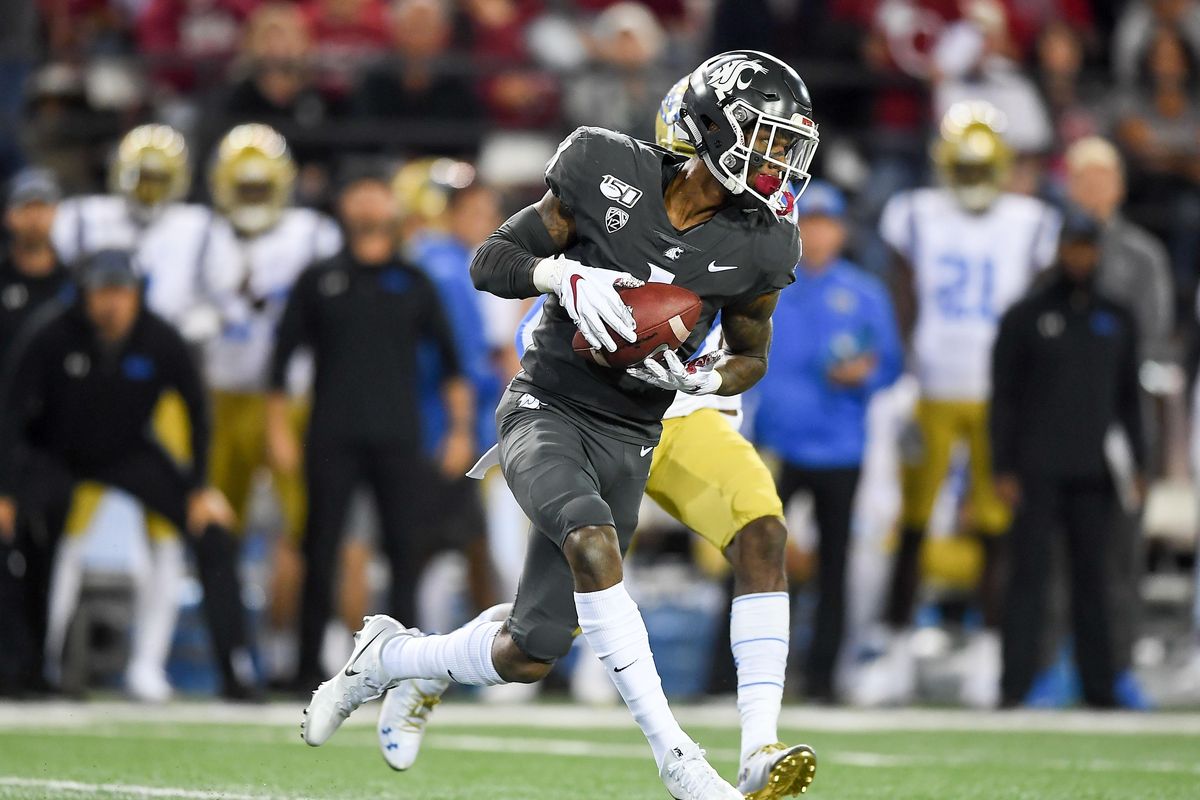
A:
297 438 431 679
1001 475 1117 707
777 463 861 698
0 444 249 692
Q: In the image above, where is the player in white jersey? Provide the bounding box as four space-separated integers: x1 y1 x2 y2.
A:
205 124 341 681
45 125 243 702
855 102 1061 709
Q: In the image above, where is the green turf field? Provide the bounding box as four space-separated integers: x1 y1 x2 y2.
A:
1 703 1198 799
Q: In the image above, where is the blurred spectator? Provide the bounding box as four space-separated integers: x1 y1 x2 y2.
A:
1114 25 1200 300
991 210 1146 709
856 103 1060 709
216 1 345 176
752 182 903 703
0 170 71 363
136 0 260 95
575 0 687 26
0 169 70 696
932 0 1054 158
1035 22 1109 172
0 249 258 701
301 0 389 96
267 173 473 688
0 0 38 182
1002 0 1095 59
411 178 505 616
1066 136 1173 361
353 0 481 142
38 0 131 58
1113 0 1200 88
465 0 559 128
564 2 671 141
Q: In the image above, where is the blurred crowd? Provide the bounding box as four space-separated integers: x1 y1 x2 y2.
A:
0 0 1199 709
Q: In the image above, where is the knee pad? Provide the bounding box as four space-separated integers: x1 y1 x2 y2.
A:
510 616 576 664
555 495 614 544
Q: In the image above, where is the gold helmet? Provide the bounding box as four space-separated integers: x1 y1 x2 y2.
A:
209 124 296 235
655 75 695 156
391 157 476 234
110 124 191 219
933 101 1012 213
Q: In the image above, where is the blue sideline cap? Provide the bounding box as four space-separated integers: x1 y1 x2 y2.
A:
793 180 846 219
7 167 61 207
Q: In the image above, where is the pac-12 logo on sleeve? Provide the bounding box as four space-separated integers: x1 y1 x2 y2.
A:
600 175 643 208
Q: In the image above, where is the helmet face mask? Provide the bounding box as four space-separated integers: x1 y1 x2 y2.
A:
935 101 1012 214
210 124 296 235
112 125 190 221
678 50 819 213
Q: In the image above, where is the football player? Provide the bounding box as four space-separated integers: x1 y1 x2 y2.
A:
419 73 813 797
855 102 1061 709
47 124 244 702
205 123 341 681
302 51 819 800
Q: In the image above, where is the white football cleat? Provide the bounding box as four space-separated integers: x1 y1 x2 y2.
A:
125 661 173 704
378 676 449 770
850 632 916 707
957 630 1001 709
660 742 742 800
301 615 411 746
738 743 818 799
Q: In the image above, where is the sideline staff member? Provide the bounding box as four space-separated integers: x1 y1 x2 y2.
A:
267 174 474 688
0 249 257 699
990 210 1145 708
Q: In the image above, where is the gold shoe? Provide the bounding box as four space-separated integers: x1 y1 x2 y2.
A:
738 743 818 799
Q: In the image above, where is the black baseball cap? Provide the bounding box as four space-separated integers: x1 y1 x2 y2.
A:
79 249 141 289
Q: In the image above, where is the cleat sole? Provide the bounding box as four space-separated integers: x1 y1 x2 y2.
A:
744 745 817 800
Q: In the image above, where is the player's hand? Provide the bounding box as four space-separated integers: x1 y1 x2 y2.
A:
828 353 878 387
439 427 476 479
994 474 1021 509
186 487 236 536
0 496 17 543
543 255 642 352
626 350 723 396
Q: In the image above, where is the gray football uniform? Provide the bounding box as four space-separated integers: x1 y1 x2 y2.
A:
500 126 800 661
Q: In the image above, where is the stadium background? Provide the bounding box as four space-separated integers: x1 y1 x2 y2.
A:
1 0 1200 798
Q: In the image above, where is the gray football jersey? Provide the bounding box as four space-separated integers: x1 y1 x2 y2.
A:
513 126 801 444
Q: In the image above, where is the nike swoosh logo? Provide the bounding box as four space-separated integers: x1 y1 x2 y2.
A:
344 630 387 676
614 660 638 673
568 273 584 315
708 261 738 272
640 446 653 457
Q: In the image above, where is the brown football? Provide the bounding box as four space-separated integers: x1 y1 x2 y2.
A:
572 283 703 370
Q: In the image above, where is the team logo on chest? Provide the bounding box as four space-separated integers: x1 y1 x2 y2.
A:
605 206 629 233
663 246 684 261
599 175 643 208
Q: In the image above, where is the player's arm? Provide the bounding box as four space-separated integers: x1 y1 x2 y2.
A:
0 328 52 539
470 190 641 352
712 290 779 395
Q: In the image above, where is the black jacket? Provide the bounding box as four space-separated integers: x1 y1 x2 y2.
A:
990 269 1145 480
0 300 210 495
269 251 461 445
0 254 73 366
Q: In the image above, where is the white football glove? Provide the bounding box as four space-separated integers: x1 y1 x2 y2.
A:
626 349 723 396
535 255 643 352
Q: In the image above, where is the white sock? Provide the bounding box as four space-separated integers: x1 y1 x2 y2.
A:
731 592 789 762
44 536 86 685
381 603 510 686
575 583 689 770
129 537 184 674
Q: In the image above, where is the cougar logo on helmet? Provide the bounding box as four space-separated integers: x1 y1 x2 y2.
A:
706 58 768 101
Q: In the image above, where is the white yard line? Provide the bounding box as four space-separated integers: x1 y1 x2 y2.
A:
1 701 1198 736
0 777 313 800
